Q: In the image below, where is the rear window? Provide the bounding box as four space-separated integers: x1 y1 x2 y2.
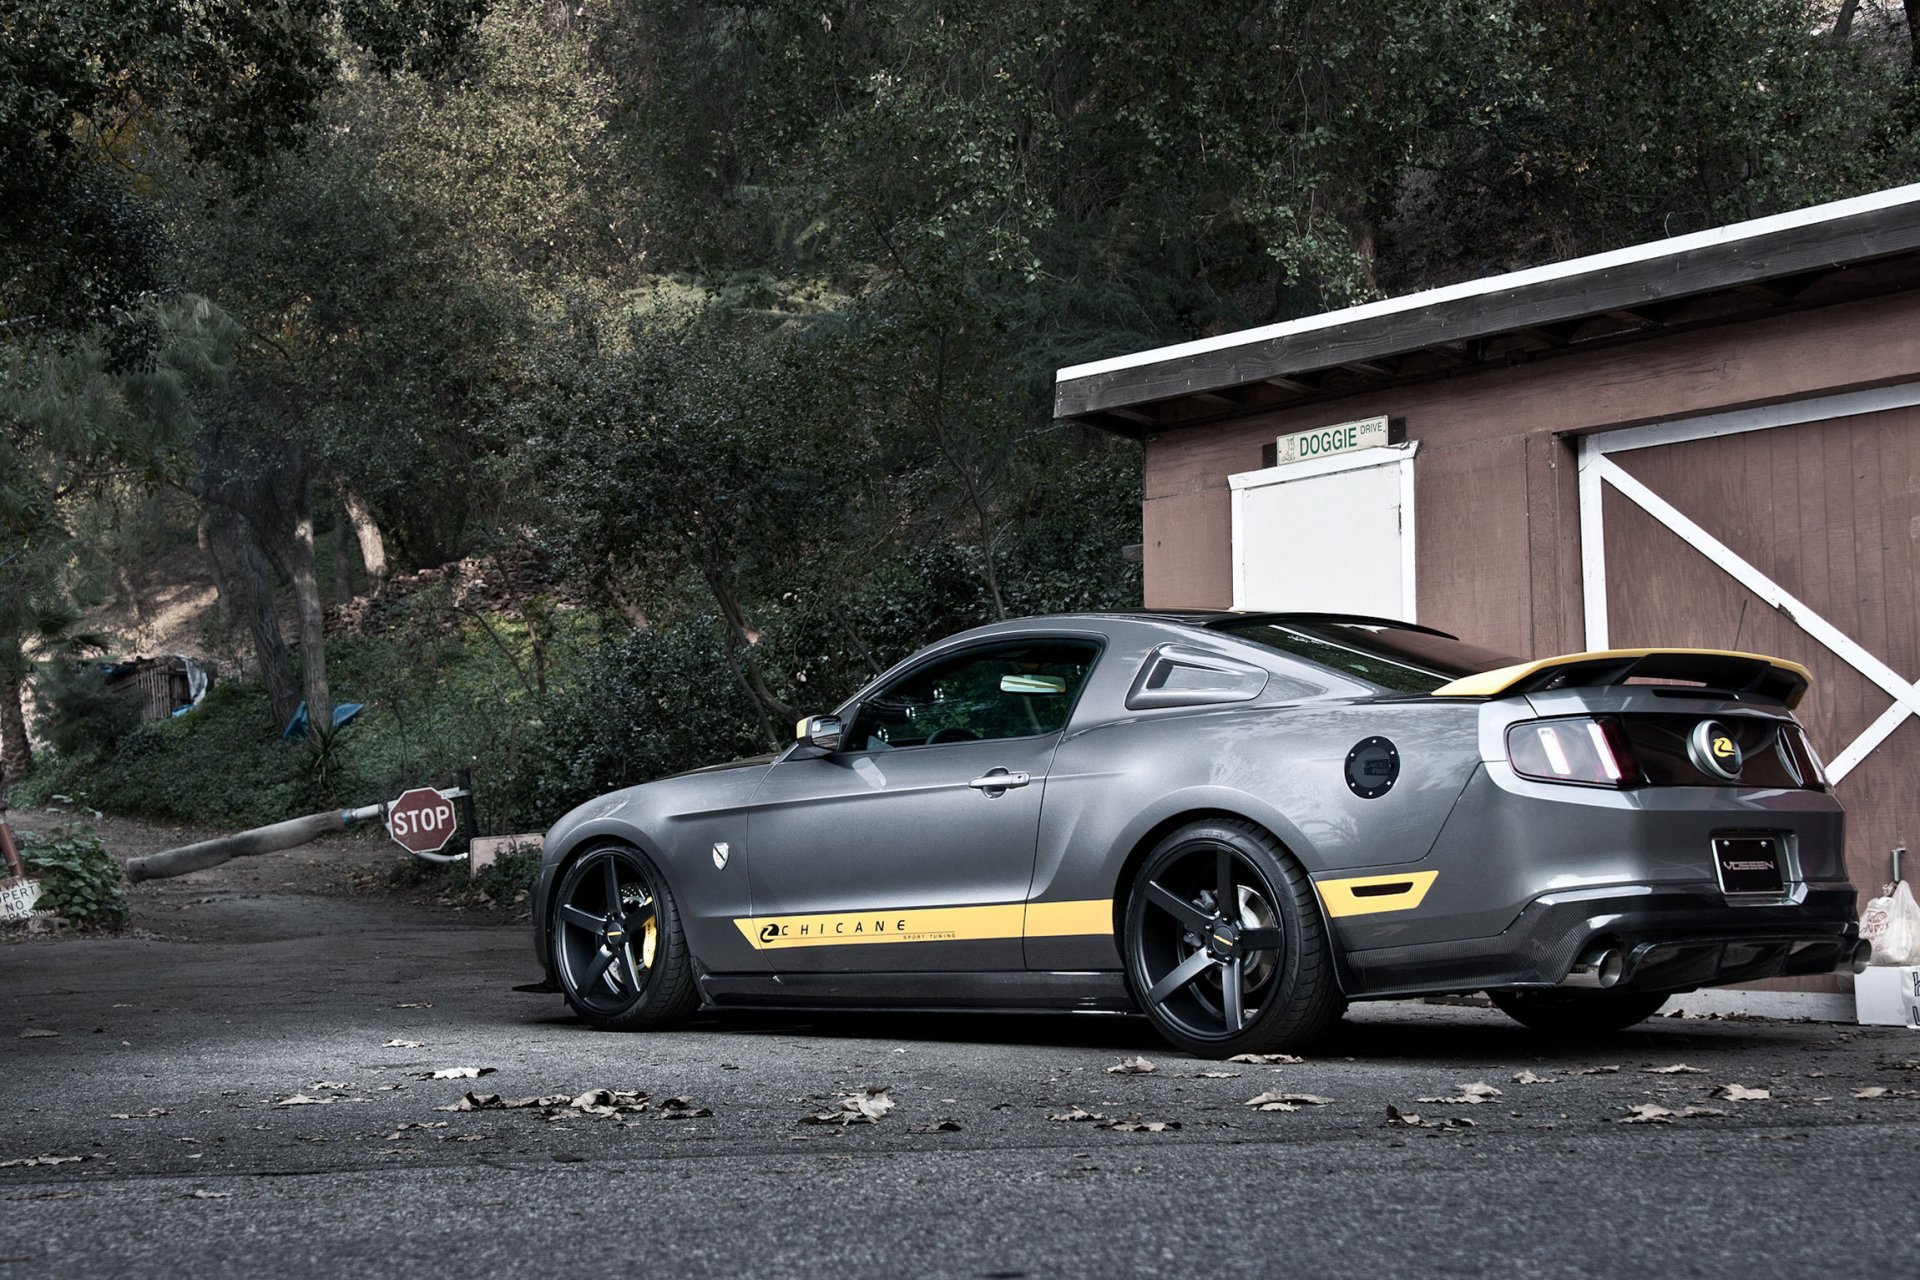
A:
1211 619 1519 694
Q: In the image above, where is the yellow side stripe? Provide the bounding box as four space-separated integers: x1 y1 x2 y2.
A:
1315 870 1439 919
1024 898 1113 937
734 899 1113 951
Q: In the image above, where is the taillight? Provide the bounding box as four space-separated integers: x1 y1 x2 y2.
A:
1506 716 1641 788
1782 724 1829 791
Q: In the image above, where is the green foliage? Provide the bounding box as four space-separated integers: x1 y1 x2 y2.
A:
466 843 540 904
35 663 139 759
15 823 128 926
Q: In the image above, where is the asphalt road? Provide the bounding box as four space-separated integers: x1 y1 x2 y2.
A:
4 837 1919 1279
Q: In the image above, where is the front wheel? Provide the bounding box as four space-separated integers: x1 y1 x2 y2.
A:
549 843 696 1031
1489 988 1669 1035
1123 819 1344 1058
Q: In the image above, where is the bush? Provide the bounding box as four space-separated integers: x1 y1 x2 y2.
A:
15 824 128 927
36 663 140 759
467 844 541 905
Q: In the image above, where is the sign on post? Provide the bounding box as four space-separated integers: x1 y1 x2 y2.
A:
1275 414 1391 467
387 787 459 855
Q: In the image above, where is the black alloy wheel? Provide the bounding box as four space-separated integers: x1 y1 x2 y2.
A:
550 844 696 1031
1489 987 1670 1035
1124 819 1343 1057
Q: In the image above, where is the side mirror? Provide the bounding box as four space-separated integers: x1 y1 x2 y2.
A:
794 714 844 755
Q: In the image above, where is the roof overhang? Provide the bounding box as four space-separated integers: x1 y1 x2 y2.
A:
1055 183 1920 438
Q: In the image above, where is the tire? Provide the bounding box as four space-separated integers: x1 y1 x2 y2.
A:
1489 988 1669 1035
1122 818 1345 1058
549 843 697 1031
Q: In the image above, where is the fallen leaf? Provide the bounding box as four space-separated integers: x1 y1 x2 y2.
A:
1105 1057 1157 1075
393 1002 433 1009
800 1089 894 1125
1226 1053 1304 1065
1383 1105 1473 1130
309 1081 352 1091
1645 1064 1707 1075
108 1108 171 1119
437 1093 498 1112
0 1153 90 1168
384 1040 424 1049
907 1118 963 1133
1245 1091 1332 1110
18 1029 58 1039
1853 1086 1890 1099
1616 1103 1726 1123
1047 1106 1108 1123
387 1122 450 1138
1568 1065 1621 1076
273 1094 344 1108
421 1067 495 1081
1714 1084 1771 1101
656 1096 712 1119
1100 1117 1180 1132
567 1089 650 1117
187 1189 230 1200
1417 1082 1502 1105
1196 1071 1242 1079
1510 1071 1556 1085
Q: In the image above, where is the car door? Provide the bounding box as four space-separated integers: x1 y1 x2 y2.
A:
742 637 1101 973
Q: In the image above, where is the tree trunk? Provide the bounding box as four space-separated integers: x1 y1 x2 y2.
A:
702 569 794 745
330 512 354 605
284 477 332 741
1832 0 1861 40
197 512 237 628
343 490 389 592
0 634 32 784
1907 0 1920 72
208 507 300 730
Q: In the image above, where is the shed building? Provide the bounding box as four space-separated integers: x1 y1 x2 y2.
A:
1055 183 1920 1008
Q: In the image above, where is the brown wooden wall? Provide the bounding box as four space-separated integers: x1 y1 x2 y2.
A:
1141 289 1920 659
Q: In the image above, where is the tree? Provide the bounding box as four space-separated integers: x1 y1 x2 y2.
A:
0 297 240 783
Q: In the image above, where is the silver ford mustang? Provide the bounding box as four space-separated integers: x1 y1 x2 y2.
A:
528 612 1863 1056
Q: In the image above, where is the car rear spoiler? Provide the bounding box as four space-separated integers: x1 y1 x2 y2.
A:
1431 648 1811 709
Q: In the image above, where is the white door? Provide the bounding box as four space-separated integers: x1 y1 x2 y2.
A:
1229 443 1417 619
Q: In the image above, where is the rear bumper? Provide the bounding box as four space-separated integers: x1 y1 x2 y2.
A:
1338 881 1858 998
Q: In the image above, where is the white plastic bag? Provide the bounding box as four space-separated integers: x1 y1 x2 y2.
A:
1863 880 1920 966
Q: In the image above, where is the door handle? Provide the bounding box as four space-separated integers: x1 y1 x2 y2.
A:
968 770 1031 792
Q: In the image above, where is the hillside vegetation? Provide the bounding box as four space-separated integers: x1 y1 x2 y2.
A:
5 0 1919 830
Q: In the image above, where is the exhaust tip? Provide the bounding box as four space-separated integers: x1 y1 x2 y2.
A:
1561 945 1626 989
1845 939 1873 975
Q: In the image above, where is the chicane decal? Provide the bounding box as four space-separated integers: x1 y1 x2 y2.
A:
1314 870 1439 919
734 899 1112 950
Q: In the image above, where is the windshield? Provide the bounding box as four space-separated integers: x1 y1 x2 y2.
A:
1211 619 1520 694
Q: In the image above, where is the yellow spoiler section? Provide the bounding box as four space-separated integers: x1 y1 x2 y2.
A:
1432 648 1812 709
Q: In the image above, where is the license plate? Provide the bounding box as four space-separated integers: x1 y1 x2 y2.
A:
1712 835 1786 896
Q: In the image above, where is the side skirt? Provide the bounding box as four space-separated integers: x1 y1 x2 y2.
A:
697 969 1135 1013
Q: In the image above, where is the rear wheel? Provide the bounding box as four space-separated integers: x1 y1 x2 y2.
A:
1489 988 1669 1034
1123 819 1344 1058
550 843 696 1031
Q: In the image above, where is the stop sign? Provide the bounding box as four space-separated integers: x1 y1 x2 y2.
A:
387 787 459 854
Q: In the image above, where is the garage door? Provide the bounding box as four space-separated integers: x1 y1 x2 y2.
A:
1579 383 1920 989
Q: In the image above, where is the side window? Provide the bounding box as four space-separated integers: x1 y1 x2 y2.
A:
849 640 1100 751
